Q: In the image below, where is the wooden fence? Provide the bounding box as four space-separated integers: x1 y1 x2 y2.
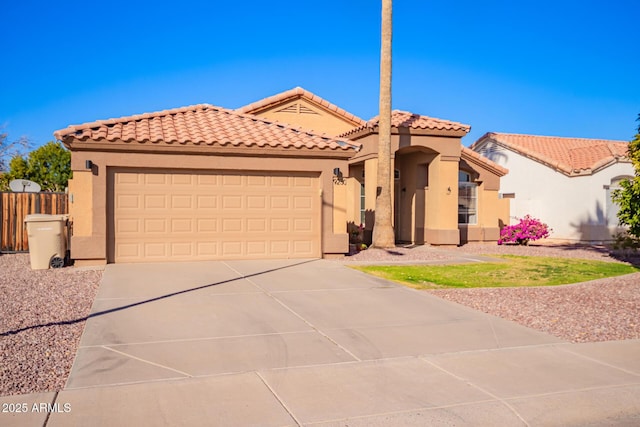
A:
0 192 69 252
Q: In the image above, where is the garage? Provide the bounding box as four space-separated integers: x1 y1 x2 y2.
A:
108 169 321 263
55 102 359 265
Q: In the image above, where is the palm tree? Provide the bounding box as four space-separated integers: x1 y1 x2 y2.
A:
372 0 395 248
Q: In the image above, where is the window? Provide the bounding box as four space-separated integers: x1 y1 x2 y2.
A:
458 171 477 224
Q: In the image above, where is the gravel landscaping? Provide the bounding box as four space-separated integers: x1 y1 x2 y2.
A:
1 243 638 397
0 254 102 396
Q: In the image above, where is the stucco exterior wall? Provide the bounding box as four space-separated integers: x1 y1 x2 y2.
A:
67 171 93 237
477 141 633 242
424 155 460 245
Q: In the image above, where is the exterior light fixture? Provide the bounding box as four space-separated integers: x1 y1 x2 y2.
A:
85 160 94 170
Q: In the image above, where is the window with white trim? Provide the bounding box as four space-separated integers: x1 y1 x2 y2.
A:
458 171 477 225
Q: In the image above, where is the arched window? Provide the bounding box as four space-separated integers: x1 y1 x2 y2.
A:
458 171 477 224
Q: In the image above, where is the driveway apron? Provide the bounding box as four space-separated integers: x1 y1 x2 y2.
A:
43 259 640 426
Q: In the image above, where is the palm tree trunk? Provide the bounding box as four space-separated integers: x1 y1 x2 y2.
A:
372 0 395 248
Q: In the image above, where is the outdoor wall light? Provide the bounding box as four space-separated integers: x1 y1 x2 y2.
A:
333 167 343 179
85 160 94 170
447 186 452 195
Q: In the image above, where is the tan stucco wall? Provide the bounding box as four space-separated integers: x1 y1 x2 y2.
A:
424 155 460 245
349 130 512 246
458 154 508 243
333 179 347 234
351 132 462 164
68 149 350 264
394 151 435 243
460 188 506 243
252 99 359 137
67 171 93 236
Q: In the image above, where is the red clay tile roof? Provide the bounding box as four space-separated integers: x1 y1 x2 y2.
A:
461 146 508 176
340 110 471 137
54 104 361 152
473 132 629 176
236 87 367 126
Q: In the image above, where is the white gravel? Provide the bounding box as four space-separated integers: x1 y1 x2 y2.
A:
1 243 638 397
0 254 102 396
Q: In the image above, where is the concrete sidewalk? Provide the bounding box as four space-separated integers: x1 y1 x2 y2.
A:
3 259 639 426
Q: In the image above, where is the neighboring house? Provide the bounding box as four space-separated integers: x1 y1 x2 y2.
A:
471 132 632 242
55 87 508 265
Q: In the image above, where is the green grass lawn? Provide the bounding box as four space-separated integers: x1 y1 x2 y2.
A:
352 255 639 289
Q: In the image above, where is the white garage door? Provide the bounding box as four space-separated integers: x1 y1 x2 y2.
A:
109 169 321 263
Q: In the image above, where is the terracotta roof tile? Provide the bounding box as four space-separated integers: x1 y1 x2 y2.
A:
474 132 629 175
54 104 361 152
460 146 508 176
236 87 367 126
340 110 471 137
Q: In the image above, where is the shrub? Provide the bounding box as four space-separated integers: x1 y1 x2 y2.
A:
498 215 551 245
611 232 640 252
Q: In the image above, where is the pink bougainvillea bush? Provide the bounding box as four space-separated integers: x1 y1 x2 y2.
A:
498 215 551 245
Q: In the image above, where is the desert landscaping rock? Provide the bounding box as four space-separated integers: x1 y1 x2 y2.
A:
0 254 101 396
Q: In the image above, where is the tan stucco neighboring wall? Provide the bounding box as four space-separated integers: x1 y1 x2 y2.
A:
251 99 360 137
68 149 350 264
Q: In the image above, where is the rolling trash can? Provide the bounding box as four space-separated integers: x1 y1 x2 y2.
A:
24 214 69 270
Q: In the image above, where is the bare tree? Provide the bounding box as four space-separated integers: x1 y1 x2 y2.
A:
0 128 30 171
372 0 395 248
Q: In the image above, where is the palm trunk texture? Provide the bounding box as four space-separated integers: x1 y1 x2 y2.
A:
372 0 396 248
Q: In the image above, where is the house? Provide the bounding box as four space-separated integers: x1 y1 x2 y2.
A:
54 87 508 265
471 132 632 242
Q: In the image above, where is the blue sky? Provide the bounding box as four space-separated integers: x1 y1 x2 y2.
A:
2 0 638 153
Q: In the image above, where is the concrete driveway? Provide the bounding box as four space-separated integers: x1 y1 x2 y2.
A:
34 259 640 425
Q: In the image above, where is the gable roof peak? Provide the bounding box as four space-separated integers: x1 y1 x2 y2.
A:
236 87 366 126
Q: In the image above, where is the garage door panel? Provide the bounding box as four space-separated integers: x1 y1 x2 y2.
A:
144 194 166 209
171 195 193 209
144 174 168 185
222 175 242 186
196 195 218 209
171 174 193 185
197 218 218 232
247 195 267 209
117 194 140 209
222 195 242 209
112 170 320 262
117 218 140 233
144 218 166 233
294 196 313 210
270 196 290 209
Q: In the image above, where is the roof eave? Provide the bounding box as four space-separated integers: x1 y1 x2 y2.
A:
62 138 358 159
341 125 469 140
460 147 509 176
